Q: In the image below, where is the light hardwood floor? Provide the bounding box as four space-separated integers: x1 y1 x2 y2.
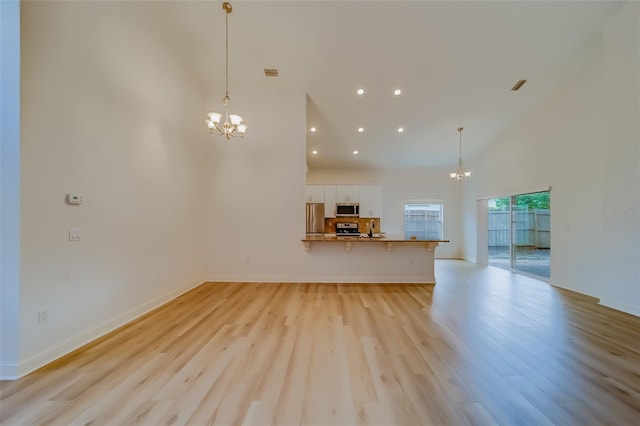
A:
2 260 639 425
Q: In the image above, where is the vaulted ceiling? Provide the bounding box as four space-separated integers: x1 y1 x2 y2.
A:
168 1 624 170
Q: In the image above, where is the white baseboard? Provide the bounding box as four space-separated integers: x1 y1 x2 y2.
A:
205 275 436 284
549 281 598 299
549 281 639 317
598 298 640 317
5 278 205 380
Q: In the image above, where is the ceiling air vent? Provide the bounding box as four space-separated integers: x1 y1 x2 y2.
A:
264 68 279 77
511 79 527 91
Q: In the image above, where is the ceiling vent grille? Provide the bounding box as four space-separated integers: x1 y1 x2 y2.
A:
511 79 527 91
264 68 279 77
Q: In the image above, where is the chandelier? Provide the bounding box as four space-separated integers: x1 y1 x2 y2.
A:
449 127 471 181
205 2 247 139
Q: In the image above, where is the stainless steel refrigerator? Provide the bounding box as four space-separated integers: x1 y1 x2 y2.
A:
306 203 325 234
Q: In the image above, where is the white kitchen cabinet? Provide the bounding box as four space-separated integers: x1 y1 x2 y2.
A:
305 185 325 203
359 185 383 218
324 185 336 218
335 185 360 203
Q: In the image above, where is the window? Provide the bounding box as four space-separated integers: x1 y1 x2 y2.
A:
404 202 443 240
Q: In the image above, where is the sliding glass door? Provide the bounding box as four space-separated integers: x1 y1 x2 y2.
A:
488 198 510 270
489 191 550 278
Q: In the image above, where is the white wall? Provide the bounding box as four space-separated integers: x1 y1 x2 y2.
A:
204 89 307 281
1 0 21 379
599 2 640 313
461 2 639 315
307 168 462 259
18 1 209 376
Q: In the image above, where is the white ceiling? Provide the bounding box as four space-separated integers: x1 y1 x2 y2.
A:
169 0 624 171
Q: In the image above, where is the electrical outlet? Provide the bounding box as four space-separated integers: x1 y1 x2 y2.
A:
38 309 48 324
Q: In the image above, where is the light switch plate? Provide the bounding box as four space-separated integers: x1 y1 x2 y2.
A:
69 228 83 241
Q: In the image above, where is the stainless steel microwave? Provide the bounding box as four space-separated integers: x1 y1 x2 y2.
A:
336 203 359 217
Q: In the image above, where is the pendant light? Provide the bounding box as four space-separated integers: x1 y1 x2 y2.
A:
450 127 471 181
205 2 247 139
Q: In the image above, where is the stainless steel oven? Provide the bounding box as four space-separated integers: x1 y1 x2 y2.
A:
336 222 359 236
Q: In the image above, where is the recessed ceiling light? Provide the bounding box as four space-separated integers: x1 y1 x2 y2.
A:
393 89 402 96
357 127 364 133
397 127 404 133
312 150 318 155
353 150 359 155
356 88 365 96
310 127 317 132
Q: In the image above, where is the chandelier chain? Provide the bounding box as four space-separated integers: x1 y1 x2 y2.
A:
459 129 462 164
225 7 229 98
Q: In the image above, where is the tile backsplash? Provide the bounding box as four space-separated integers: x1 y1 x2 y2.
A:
324 218 381 234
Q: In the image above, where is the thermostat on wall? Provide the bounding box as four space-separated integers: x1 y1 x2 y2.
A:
66 193 84 205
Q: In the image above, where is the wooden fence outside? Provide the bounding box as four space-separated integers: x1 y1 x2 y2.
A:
404 210 442 240
488 209 550 248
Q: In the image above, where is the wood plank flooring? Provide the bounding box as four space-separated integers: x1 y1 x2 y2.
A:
2 260 639 425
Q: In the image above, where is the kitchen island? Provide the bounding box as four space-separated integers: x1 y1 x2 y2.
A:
302 234 448 252
301 235 449 284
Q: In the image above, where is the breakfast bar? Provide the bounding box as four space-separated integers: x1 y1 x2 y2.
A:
302 235 449 253
302 235 449 284
304 197 449 283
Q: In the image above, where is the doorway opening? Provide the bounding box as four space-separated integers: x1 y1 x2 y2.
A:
488 191 550 278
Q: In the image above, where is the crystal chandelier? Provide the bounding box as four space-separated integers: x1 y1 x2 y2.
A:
205 2 247 139
450 127 471 181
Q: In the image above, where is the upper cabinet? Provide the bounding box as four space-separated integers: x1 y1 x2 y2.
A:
359 185 383 218
324 185 336 218
335 185 360 203
306 184 382 219
305 185 325 203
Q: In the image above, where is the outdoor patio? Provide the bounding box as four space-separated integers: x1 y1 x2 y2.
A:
488 246 551 278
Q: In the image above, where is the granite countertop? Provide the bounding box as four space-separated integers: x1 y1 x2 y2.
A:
302 234 449 243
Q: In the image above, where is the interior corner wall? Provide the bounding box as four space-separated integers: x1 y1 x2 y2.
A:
18 1 209 376
1 0 21 379
461 2 639 316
